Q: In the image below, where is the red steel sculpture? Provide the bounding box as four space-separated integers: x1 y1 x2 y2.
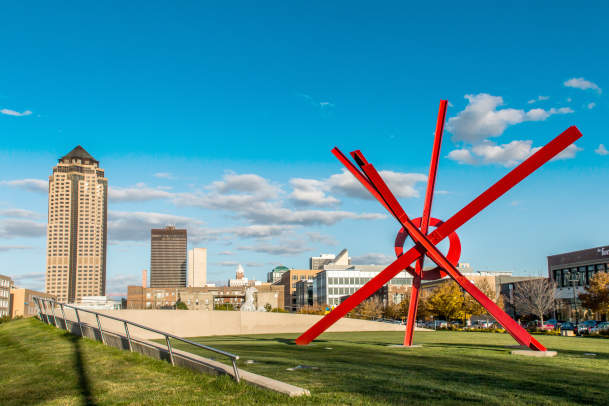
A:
295 100 583 351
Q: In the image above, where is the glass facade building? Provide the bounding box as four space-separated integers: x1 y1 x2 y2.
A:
312 265 412 306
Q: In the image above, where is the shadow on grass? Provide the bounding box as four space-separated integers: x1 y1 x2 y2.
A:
68 334 97 406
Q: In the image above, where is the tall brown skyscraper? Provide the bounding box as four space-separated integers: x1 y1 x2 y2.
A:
45 146 108 303
150 226 187 288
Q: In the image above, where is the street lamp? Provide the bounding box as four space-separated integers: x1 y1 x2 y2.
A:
567 270 580 333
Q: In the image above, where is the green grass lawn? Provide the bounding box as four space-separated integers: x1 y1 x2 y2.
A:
3 317 609 405
175 329 609 405
0 318 287 406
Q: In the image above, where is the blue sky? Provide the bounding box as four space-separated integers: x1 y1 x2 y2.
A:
1 2 608 296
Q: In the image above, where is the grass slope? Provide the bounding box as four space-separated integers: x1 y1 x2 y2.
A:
0 318 287 406
178 330 609 405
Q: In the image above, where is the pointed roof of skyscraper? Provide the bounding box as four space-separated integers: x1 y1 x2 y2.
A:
59 145 98 165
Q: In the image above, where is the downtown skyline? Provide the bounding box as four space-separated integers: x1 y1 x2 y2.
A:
1 2 608 296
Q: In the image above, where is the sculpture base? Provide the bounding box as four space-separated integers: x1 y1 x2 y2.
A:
387 344 423 348
511 350 557 357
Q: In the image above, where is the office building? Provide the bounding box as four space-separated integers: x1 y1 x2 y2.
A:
267 265 289 284
9 288 54 318
45 145 108 303
187 248 207 287
0 275 14 317
313 265 412 307
310 248 350 270
74 296 122 310
150 226 187 288
228 264 249 287
295 279 314 308
548 245 609 319
127 284 283 310
278 269 322 311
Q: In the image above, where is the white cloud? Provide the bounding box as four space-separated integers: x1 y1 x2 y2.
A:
552 144 582 160
472 140 539 167
108 211 204 242
289 178 340 207
0 219 46 238
564 77 602 94
0 245 34 252
447 149 476 165
446 94 574 143
587 102 596 109
1 178 47 193
109 184 174 202
352 253 394 265
177 171 385 226
595 144 609 156
229 225 294 238
299 93 335 109
527 96 550 104
106 274 141 297
0 209 41 219
176 172 281 210
326 169 427 200
210 172 281 199
448 140 581 167
12 272 45 290
240 202 385 225
1 108 32 117
239 240 311 255
153 172 174 179
306 231 338 246
214 261 240 267
218 250 234 256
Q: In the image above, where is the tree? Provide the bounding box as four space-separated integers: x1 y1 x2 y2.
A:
175 300 188 310
355 298 384 320
426 281 463 320
264 303 272 312
512 278 556 324
579 272 609 316
463 278 504 318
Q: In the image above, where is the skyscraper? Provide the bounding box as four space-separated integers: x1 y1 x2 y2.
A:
187 248 207 287
150 226 187 288
45 146 108 303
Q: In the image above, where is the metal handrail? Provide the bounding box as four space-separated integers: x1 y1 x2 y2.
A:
33 296 241 382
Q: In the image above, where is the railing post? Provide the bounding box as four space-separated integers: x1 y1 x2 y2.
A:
166 335 175 365
124 321 133 352
75 308 85 338
232 358 241 383
41 299 50 324
95 313 104 344
33 297 44 323
50 300 59 328
60 304 67 330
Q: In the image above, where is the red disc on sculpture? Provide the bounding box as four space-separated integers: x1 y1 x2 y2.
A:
394 217 461 280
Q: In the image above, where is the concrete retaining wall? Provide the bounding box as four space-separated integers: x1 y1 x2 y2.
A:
54 309 423 340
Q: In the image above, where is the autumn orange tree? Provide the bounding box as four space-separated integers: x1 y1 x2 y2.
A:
425 281 464 320
579 272 609 317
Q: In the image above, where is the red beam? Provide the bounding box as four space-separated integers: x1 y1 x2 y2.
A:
295 126 582 346
404 100 447 346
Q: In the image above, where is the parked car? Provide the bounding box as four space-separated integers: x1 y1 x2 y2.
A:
526 320 553 331
475 320 495 328
590 322 609 334
545 319 560 329
431 320 448 328
578 320 598 334
560 322 576 331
